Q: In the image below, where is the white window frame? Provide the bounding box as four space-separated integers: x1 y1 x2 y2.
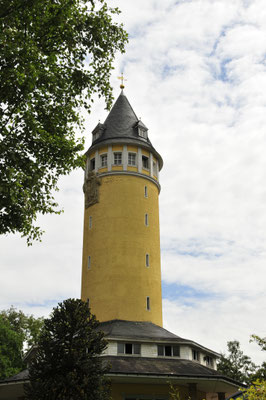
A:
93 131 100 142
157 344 180 357
204 355 213 367
142 155 149 169
138 128 147 139
114 152 122 165
101 154 107 167
117 342 141 355
192 349 200 361
128 152 136 166
90 158 95 170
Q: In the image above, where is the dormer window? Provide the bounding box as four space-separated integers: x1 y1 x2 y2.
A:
93 131 100 142
192 349 200 361
139 128 147 139
117 342 141 355
136 120 148 140
204 355 213 367
92 123 104 143
158 344 180 357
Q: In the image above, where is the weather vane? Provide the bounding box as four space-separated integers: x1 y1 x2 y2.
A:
118 73 127 89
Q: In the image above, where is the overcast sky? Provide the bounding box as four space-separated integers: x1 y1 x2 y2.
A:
1 0 266 365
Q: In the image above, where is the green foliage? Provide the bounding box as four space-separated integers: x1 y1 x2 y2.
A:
0 0 128 243
250 335 266 352
0 307 44 379
0 306 44 350
218 338 266 385
217 341 257 384
0 315 24 379
168 382 191 400
25 298 110 400
236 380 266 400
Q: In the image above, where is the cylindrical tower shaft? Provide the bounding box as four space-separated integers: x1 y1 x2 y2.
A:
81 91 163 326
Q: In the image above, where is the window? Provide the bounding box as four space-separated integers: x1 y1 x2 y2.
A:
117 342 141 355
89 216 92 229
144 186 148 198
101 154 107 167
157 345 180 357
204 355 213 367
114 152 122 165
145 213 148 226
128 152 136 166
88 256 91 269
142 156 149 169
139 128 147 139
86 298 90 307
90 158 95 170
93 131 100 141
192 349 200 361
145 254 149 267
146 296 150 310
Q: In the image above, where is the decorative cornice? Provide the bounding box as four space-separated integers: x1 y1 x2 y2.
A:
97 171 161 192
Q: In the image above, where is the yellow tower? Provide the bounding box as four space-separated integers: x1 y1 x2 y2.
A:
81 90 163 326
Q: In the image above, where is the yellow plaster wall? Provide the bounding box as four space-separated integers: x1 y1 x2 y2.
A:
81 174 162 326
127 145 138 152
142 169 150 176
99 146 108 154
127 166 138 172
99 167 108 173
113 145 123 151
112 165 123 171
142 149 150 157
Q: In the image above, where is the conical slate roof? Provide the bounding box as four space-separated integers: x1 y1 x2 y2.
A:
91 91 149 144
103 91 141 138
88 91 163 169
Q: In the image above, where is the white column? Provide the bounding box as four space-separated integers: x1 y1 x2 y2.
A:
107 146 112 171
138 148 142 172
95 150 99 173
123 145 127 170
149 152 153 177
157 161 160 181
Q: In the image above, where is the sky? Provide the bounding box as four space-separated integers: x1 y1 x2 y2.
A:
1 0 266 365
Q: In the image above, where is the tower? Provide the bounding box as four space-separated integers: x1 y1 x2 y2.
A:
81 90 163 326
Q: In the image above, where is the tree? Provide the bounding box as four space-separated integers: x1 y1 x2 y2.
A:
236 380 266 400
0 315 24 379
0 307 44 379
217 341 257 384
250 335 266 352
25 298 110 400
0 306 44 350
249 336 266 382
0 0 128 243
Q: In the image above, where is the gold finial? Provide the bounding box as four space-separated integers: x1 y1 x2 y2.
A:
118 73 127 89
